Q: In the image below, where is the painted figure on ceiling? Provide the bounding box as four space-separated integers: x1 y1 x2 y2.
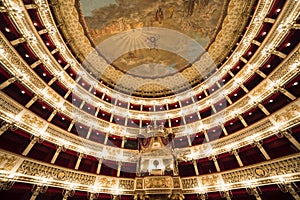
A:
168 6 175 18
184 0 200 16
155 6 164 24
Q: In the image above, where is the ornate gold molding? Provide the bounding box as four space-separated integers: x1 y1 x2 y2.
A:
0 150 299 194
0 91 299 162
1 27 299 137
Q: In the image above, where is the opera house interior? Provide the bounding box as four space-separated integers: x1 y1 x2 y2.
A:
0 0 300 199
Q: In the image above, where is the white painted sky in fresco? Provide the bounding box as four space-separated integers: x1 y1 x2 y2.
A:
80 0 116 16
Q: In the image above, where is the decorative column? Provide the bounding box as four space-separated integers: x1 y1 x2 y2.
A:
287 183 300 200
136 156 141 177
75 153 85 170
112 195 120 200
168 193 184 200
67 120 75 132
30 60 42 69
0 122 11 136
51 145 65 164
256 68 267 78
252 141 271 160
211 104 217 114
140 105 143 112
196 112 202 120
221 124 228 136
192 159 199 176
47 110 57 122
230 149 243 167
63 90 72 99
50 48 59 55
220 190 232 200
240 57 248 64
273 50 287 59
264 18 276 23
96 158 103 174
246 187 262 200
0 77 17 90
280 131 300 151
62 189 75 200
88 85 93 92
278 182 300 200
199 193 208 200
168 118 171 129
280 88 296 100
203 89 209 97
209 155 220 172
30 184 47 200
121 136 125 148
79 100 85 109
0 177 15 190
10 37 26 46
237 115 248 127
22 136 43 156
48 76 58 86
117 161 122 177
87 192 99 200
187 135 192 146
252 40 262 47
94 107 100 117
240 84 249 93
173 160 179 176
25 95 38 108
203 130 210 142
293 24 300 29
215 81 222 89
86 127 93 139
104 133 109 145
225 96 232 104
257 103 270 115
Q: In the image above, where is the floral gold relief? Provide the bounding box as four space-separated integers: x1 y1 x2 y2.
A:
0 153 19 171
22 113 45 129
98 177 117 188
144 176 172 189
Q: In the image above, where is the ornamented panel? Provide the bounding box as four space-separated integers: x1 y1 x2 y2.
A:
0 38 45 90
135 178 143 190
0 150 300 194
269 49 300 82
175 94 300 158
0 152 21 171
173 177 181 189
179 155 300 193
96 177 117 188
199 174 223 187
272 103 300 127
0 92 23 115
221 156 300 184
21 113 45 129
119 179 135 190
181 178 198 189
17 160 96 185
144 176 173 189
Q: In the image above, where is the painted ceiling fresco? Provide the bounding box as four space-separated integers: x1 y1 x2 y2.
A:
79 0 227 78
